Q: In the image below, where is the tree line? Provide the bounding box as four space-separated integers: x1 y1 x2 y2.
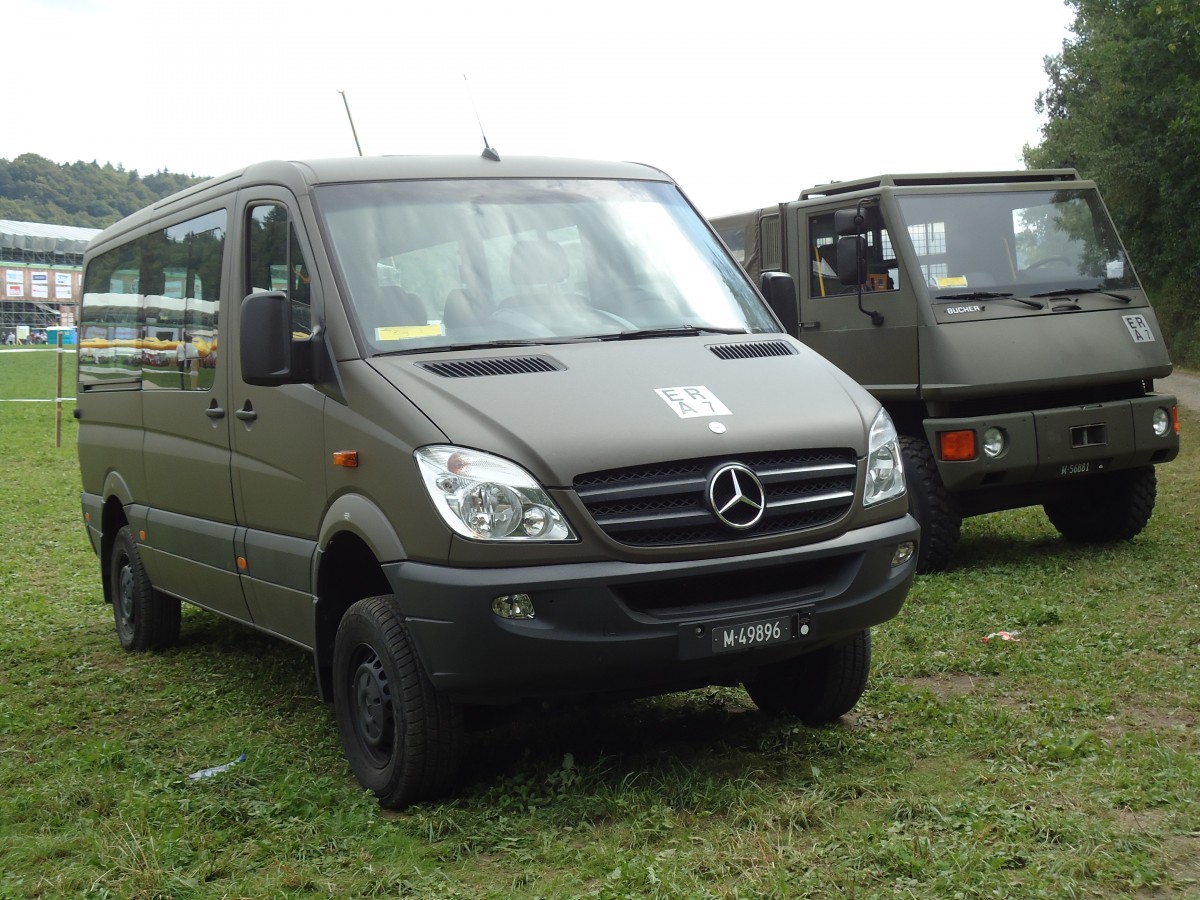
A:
1027 0 1200 368
0 154 204 229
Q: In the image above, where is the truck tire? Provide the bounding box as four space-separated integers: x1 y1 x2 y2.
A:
1043 465 1156 542
333 595 463 809
744 629 871 726
109 525 181 652
900 435 961 573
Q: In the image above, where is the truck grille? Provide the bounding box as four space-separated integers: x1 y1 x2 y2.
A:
574 449 857 547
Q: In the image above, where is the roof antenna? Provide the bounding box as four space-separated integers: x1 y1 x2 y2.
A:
463 75 500 161
338 90 363 157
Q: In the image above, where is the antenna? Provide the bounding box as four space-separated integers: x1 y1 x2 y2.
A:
338 90 363 157
463 75 500 161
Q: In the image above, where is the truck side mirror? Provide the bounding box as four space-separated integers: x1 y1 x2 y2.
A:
834 207 866 237
837 236 868 286
759 271 799 336
240 291 298 385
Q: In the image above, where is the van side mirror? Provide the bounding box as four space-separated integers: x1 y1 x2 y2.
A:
834 208 866 237
759 271 799 336
241 291 298 385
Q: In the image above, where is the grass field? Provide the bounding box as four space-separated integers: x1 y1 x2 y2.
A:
1 349 1197 898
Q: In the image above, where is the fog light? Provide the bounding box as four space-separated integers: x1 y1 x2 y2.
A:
1152 407 1171 436
891 541 915 567
492 593 535 619
982 426 1007 459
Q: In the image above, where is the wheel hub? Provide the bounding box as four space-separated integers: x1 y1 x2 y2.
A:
352 651 393 763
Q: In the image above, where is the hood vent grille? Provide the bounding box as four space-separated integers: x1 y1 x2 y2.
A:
709 340 796 361
417 356 564 378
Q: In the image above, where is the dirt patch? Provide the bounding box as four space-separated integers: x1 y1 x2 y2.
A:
1160 369 1200 414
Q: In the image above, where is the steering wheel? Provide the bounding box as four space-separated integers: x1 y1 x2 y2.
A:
1025 256 1072 271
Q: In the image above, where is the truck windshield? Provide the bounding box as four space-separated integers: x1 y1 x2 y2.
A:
893 189 1138 300
314 178 776 353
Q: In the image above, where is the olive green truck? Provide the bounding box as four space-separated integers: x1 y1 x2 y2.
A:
711 170 1180 572
77 155 919 807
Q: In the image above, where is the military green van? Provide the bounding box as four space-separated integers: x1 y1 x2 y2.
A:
77 155 918 807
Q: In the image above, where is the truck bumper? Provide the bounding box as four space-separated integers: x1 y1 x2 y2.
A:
383 515 919 704
926 394 1179 492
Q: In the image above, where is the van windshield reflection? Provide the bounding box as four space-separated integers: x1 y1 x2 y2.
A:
313 179 774 354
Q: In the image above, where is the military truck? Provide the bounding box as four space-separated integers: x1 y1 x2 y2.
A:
77 154 919 808
712 170 1180 572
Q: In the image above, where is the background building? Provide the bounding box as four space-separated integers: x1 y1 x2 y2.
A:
1 219 99 340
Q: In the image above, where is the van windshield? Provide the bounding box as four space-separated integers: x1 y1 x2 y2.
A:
893 188 1139 300
314 178 776 353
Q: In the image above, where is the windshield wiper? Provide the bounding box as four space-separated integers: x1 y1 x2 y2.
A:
935 291 1044 310
606 325 748 341
376 337 597 356
1027 287 1133 303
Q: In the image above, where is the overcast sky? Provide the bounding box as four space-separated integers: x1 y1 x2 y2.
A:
9 0 1075 217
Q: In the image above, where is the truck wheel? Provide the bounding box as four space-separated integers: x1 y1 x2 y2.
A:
1043 465 1156 542
744 629 871 726
333 595 463 809
109 525 181 652
900 435 961 573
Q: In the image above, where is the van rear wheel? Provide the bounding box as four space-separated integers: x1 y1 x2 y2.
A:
109 525 180 652
744 629 871 726
333 595 462 809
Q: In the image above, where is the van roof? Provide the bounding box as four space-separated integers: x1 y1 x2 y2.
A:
87 155 676 249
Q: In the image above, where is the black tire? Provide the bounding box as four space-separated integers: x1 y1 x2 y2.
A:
1043 465 1156 542
109 526 181 652
332 595 463 809
900 435 961 573
744 629 871 726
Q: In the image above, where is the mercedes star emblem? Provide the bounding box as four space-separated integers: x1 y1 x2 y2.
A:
707 463 766 530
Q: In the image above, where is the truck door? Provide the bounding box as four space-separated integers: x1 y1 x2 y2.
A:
794 205 919 399
139 207 251 621
227 193 328 647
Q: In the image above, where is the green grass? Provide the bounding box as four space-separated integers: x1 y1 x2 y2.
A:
1 350 1197 898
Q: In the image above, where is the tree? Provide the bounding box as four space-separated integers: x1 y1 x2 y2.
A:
1026 0 1200 366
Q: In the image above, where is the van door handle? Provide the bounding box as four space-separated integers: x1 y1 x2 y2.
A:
205 404 226 419
235 405 258 422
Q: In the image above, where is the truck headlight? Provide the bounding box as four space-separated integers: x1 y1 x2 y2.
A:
415 446 577 542
864 409 906 507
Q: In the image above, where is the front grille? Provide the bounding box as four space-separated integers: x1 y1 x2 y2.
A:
574 449 857 547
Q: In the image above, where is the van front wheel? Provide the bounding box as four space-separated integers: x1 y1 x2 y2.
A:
109 525 180 652
333 595 462 809
744 629 871 726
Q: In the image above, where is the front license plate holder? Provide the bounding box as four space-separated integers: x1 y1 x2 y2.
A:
710 611 811 655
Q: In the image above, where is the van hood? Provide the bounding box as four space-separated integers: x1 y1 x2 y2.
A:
368 336 876 487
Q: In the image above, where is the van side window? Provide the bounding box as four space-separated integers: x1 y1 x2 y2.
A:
79 210 226 390
808 212 899 297
246 204 313 336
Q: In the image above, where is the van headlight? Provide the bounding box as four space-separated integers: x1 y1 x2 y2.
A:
415 446 577 542
864 409 906 507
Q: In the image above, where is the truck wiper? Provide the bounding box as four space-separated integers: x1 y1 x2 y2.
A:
935 291 1044 310
377 337 594 356
1027 287 1133 303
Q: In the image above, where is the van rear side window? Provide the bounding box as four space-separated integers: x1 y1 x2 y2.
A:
79 210 227 390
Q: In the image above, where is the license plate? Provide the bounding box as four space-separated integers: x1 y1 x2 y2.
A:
711 615 793 654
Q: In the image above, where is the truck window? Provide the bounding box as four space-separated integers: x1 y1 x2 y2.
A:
79 210 226 390
894 189 1137 297
808 211 898 297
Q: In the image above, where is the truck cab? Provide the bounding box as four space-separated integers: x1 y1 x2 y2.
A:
713 170 1180 571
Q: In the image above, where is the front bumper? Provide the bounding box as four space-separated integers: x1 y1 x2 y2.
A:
383 515 918 704
926 394 1179 492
